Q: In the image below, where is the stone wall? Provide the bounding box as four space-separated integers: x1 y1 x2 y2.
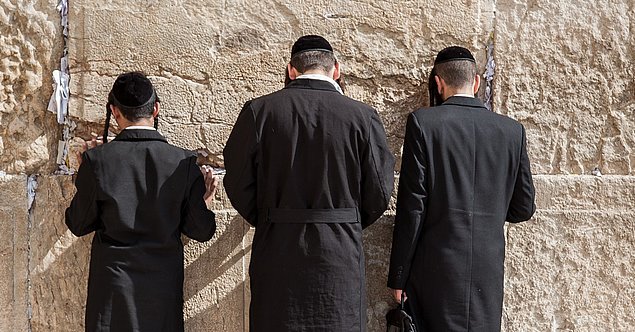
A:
0 0 633 331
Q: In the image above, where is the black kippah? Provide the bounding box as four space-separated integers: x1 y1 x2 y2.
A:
434 46 476 65
291 35 333 57
109 72 156 108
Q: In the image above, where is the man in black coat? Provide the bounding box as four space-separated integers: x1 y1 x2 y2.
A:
224 35 395 331
65 72 217 332
387 47 536 331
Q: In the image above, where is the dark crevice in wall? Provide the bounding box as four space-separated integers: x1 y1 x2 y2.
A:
26 175 37 332
484 0 497 112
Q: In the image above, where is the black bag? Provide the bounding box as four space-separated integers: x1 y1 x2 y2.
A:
386 293 416 332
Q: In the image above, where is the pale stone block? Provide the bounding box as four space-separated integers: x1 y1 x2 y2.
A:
363 215 397 332
0 175 28 331
503 210 635 331
67 0 495 169
494 0 635 175
0 0 62 173
534 175 635 211
184 211 248 331
28 175 91 332
503 175 635 331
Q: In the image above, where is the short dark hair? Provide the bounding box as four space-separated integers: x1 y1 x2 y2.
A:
434 60 477 88
116 101 155 122
290 50 336 73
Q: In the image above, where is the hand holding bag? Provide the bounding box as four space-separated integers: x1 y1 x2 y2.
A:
386 292 416 332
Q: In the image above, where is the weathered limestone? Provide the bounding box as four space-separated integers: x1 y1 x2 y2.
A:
0 175 28 331
364 215 397 332
503 175 635 331
0 0 62 174
183 210 249 331
28 175 91 332
494 0 635 175
504 211 635 331
67 0 496 167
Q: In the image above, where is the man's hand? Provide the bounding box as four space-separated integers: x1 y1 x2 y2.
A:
201 165 219 206
391 288 407 304
74 133 112 168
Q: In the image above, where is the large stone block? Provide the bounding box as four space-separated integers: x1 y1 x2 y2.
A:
363 214 396 332
28 175 92 332
534 175 635 211
0 175 28 331
183 210 249 331
494 0 635 175
503 211 635 331
503 175 635 331
67 0 496 168
0 0 62 173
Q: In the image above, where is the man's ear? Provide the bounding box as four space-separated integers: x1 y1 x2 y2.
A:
473 74 481 95
434 75 444 96
287 63 299 80
110 105 122 120
152 102 160 118
332 62 341 80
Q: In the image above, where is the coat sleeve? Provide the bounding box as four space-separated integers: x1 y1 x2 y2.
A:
181 156 216 242
506 125 536 223
387 113 427 289
223 101 259 226
359 111 395 229
65 153 100 237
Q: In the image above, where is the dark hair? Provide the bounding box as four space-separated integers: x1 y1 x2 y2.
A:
434 60 477 89
284 66 346 93
428 68 442 107
111 97 156 122
290 50 336 73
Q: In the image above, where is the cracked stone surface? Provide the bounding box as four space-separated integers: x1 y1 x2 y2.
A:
0 0 62 174
494 0 635 175
183 210 248 331
503 177 635 331
28 175 92 332
0 175 28 331
67 0 495 168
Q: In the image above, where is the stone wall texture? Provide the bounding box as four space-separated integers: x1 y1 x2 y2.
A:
0 0 633 331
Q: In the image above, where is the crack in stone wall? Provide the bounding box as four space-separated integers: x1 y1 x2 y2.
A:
25 175 37 332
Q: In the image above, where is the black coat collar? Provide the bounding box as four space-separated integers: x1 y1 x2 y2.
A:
113 128 168 142
284 78 340 93
442 96 488 110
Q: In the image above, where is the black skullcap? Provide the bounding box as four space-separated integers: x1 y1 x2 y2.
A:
291 35 333 57
434 46 475 65
109 72 156 108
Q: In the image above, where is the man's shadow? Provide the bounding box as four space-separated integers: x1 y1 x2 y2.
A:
183 214 251 331
363 214 397 332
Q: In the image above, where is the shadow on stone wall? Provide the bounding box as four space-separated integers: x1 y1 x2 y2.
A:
184 213 250 331
29 176 91 332
363 214 396 332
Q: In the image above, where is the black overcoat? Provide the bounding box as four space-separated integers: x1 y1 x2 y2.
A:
65 129 216 332
223 79 395 331
388 96 536 332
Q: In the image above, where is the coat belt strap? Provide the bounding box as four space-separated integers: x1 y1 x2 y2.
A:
265 208 359 224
